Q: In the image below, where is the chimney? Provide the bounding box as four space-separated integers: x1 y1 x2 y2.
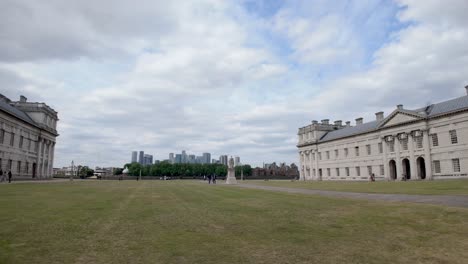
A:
375 111 384 121
321 119 329 125
465 85 468 95
20 95 27 103
355 117 363 125
397 104 403 110
345 121 351 127
334 120 342 126
312 120 318 125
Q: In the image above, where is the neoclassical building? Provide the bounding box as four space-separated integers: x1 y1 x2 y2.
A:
297 86 468 181
0 94 58 179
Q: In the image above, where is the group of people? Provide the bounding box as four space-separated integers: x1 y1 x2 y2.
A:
204 174 217 184
0 169 13 183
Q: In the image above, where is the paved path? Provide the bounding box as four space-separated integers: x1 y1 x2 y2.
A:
234 183 468 209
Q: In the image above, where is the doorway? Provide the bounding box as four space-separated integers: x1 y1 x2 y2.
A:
417 157 426 180
402 158 411 180
389 160 397 180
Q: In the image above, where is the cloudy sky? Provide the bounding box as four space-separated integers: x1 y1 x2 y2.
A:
1 0 468 168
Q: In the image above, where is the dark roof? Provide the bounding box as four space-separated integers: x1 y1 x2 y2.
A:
0 99 39 128
427 95 468 117
320 120 380 142
317 94 468 143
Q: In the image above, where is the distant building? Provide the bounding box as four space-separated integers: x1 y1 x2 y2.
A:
175 154 182 164
131 151 138 163
0 94 59 179
219 155 228 166
181 150 187 163
144 154 153 165
203 153 211 164
297 85 468 181
235 156 240 166
138 151 144 164
169 153 174 164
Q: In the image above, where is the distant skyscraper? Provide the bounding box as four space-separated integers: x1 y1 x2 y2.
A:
131 151 138 163
175 154 182 164
235 156 240 166
139 151 144 164
169 153 174 164
182 150 187 163
219 155 228 166
203 153 211 164
144 154 153 165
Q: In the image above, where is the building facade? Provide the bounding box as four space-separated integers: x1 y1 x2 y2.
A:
0 94 59 179
297 87 468 181
131 151 138 163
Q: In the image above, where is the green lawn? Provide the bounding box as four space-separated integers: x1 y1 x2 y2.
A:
1 180 468 264
247 179 468 195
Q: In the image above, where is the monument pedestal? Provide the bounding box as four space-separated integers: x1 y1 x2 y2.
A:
225 168 237 184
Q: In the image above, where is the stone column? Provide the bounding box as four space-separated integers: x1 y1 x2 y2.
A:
42 140 48 177
395 136 402 180
308 150 314 180
298 152 305 181
422 130 433 180
36 137 43 178
381 137 389 180
315 148 321 181
408 133 417 179
49 142 55 178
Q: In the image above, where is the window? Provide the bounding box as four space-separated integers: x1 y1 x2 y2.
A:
366 144 371 155
401 139 408 150
433 160 441 173
355 146 360 157
8 160 12 170
345 167 350 176
0 129 4 144
25 162 29 174
431 134 439 147
327 168 331 177
17 161 21 173
326 151 330 160
367 166 372 176
313 169 316 177
449 130 458 144
10 133 14 146
378 143 383 153
344 148 349 157
312 153 315 161
335 149 338 158
356 166 361 176
0 158 2 170
452 159 460 172
380 165 384 176
35 141 39 152
318 152 322 160
415 136 423 148
336 168 340 177
389 141 395 152
19 136 24 149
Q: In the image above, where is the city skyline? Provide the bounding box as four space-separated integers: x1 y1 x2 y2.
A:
2 1 468 168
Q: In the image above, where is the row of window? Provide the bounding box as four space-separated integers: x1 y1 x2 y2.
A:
308 158 462 177
0 158 41 174
433 159 461 173
0 129 51 155
310 165 384 177
303 130 460 162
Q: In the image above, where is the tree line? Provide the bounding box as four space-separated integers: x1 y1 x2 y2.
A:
122 162 252 178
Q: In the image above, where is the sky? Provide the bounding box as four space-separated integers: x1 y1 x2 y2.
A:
1 0 468 168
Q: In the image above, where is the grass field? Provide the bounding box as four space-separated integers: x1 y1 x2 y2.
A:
247 179 468 195
1 180 468 264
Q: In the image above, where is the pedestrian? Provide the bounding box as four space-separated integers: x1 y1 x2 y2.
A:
371 173 375 182
212 174 216 184
8 170 12 183
0 169 3 182
207 174 212 184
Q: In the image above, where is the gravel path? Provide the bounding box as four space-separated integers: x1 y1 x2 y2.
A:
235 183 468 208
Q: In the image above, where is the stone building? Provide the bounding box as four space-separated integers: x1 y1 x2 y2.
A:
297 86 468 181
0 94 58 179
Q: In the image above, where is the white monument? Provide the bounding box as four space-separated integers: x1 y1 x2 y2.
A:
225 156 238 184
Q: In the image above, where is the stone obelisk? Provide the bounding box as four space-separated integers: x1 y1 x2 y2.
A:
225 156 237 184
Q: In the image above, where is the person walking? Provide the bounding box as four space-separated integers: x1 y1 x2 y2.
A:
8 170 12 183
207 174 212 184
212 174 216 184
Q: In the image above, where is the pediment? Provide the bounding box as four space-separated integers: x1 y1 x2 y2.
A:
380 112 422 128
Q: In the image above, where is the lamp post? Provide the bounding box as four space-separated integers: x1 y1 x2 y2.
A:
70 160 74 182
